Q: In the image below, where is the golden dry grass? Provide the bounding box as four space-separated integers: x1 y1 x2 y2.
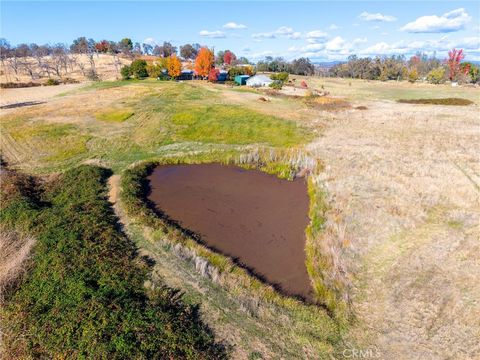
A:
0 226 36 303
306 99 480 359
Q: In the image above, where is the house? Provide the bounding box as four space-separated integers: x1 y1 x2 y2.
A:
234 75 250 85
246 74 273 87
177 70 194 80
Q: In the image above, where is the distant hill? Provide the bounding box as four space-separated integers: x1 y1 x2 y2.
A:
312 61 344 68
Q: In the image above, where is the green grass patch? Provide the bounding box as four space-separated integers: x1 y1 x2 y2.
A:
95 109 134 122
0 165 227 358
397 98 474 105
170 105 310 147
9 122 90 162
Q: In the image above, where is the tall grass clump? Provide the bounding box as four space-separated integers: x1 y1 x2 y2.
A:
305 175 352 322
0 165 227 359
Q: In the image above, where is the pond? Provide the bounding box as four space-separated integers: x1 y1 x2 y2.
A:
147 163 313 301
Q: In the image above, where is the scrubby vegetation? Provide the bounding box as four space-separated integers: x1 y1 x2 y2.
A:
397 98 474 105
0 165 227 359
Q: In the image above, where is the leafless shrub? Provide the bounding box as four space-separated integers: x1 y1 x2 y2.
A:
0 227 36 303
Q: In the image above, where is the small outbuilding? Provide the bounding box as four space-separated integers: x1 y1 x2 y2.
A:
234 75 250 85
246 74 273 87
217 70 228 82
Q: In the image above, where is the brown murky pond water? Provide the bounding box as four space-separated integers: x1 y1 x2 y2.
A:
147 163 313 300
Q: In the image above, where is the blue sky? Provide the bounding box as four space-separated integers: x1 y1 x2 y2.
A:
1 1 479 61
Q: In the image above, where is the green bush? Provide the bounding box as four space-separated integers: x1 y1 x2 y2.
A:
147 63 163 78
120 65 131 80
227 66 254 80
45 78 60 86
269 81 283 90
0 165 227 359
270 72 289 83
407 68 418 83
426 67 446 84
130 59 148 79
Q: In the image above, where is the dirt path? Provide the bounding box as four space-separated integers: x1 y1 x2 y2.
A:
0 84 82 108
307 101 480 359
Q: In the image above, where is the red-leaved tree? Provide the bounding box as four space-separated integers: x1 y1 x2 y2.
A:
446 48 465 81
95 40 110 53
223 50 236 65
208 68 219 82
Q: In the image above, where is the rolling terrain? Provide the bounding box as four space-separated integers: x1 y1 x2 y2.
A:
1 77 479 359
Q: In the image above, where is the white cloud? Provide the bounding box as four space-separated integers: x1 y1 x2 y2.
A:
325 36 347 51
143 37 157 46
252 32 276 39
223 22 247 29
306 30 328 42
199 30 226 38
329 24 340 30
252 26 302 40
288 32 302 40
401 8 471 33
276 26 294 35
304 43 326 52
352 37 368 46
359 11 397 22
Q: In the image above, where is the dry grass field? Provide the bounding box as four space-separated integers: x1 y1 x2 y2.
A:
1 76 479 358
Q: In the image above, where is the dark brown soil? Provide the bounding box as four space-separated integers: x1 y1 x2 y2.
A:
147 164 313 300
397 98 474 105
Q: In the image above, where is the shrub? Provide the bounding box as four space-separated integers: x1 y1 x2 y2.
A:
426 67 446 84
120 65 131 80
269 80 283 90
130 59 148 79
270 72 289 83
86 68 100 81
0 165 228 358
45 78 60 86
147 63 162 78
407 68 418 83
228 66 254 80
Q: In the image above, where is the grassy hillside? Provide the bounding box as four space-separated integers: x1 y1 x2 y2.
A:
0 165 227 359
1 81 312 173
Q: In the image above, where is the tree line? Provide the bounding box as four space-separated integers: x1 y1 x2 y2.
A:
1 36 478 85
326 51 479 84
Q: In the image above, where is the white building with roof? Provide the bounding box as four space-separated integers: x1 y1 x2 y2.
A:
246 74 273 87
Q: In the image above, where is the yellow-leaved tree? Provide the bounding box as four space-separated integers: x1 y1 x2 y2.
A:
167 54 181 79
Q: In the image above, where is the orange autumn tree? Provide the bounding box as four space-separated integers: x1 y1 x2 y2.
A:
167 54 181 79
194 47 214 78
